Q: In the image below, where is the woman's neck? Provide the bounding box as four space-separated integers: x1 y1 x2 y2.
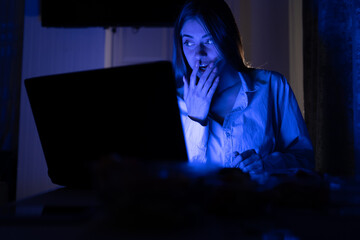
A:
216 68 241 94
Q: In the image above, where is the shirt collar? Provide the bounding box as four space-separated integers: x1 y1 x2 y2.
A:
238 70 258 93
232 70 258 111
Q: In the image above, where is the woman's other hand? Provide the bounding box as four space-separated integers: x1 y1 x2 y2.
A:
231 149 264 173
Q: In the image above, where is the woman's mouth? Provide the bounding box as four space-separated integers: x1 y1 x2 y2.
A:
199 64 208 72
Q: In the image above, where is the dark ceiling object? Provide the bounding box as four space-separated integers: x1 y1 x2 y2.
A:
41 0 187 28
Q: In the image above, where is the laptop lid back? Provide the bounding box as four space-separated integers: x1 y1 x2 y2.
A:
25 61 187 188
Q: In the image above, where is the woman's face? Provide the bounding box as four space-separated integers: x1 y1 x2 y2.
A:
181 18 222 78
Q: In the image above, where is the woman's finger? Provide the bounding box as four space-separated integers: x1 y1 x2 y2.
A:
183 76 188 99
246 161 263 172
206 76 219 99
202 67 218 94
239 154 257 168
189 61 199 89
240 154 263 172
230 152 243 168
197 62 214 89
241 149 256 159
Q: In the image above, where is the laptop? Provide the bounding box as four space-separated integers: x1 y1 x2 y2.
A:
25 61 188 189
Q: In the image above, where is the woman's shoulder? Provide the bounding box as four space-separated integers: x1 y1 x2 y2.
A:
246 68 288 89
250 68 286 81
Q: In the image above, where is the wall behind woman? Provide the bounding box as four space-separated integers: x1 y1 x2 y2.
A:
235 0 305 116
17 0 105 200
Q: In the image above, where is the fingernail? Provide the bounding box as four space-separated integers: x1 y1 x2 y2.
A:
195 61 199 68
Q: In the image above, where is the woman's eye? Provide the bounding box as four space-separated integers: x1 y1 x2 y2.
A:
205 39 214 45
183 40 195 47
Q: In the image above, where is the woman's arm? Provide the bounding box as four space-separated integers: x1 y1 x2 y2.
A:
263 73 314 170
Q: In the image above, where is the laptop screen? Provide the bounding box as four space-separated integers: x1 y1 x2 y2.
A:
25 61 188 188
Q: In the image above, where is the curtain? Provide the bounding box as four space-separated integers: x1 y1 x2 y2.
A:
353 1 360 178
0 0 24 201
303 0 359 176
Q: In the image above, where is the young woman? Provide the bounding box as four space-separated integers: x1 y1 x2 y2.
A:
173 0 314 173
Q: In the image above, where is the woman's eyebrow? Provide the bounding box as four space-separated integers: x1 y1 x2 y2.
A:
181 33 212 38
182 34 193 38
202 33 211 38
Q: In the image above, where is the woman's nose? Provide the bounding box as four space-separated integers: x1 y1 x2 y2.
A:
195 44 207 59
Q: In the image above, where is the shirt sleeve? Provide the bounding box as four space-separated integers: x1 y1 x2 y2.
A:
262 73 315 171
177 95 209 163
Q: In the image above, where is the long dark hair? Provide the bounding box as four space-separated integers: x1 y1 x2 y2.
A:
172 0 250 88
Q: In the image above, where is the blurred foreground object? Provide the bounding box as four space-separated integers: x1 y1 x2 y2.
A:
93 154 330 233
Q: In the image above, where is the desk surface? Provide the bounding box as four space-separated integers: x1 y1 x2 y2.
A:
1 162 360 240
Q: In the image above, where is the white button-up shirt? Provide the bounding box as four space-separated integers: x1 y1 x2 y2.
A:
177 69 314 171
